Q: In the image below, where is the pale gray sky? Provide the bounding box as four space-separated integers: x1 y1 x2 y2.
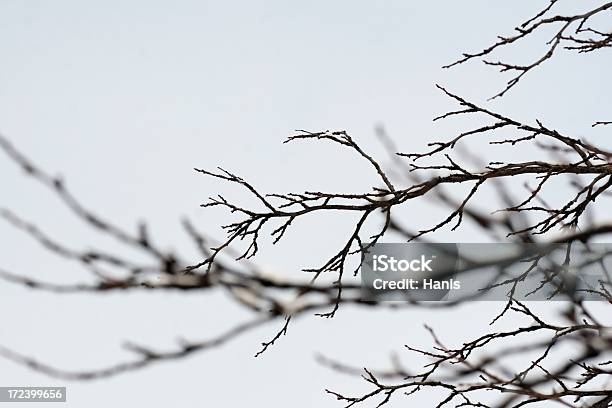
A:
1 1 610 406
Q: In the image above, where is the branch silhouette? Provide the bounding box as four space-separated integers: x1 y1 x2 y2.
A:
1 2 612 407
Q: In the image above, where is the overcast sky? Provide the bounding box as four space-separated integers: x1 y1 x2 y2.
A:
1 1 611 406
